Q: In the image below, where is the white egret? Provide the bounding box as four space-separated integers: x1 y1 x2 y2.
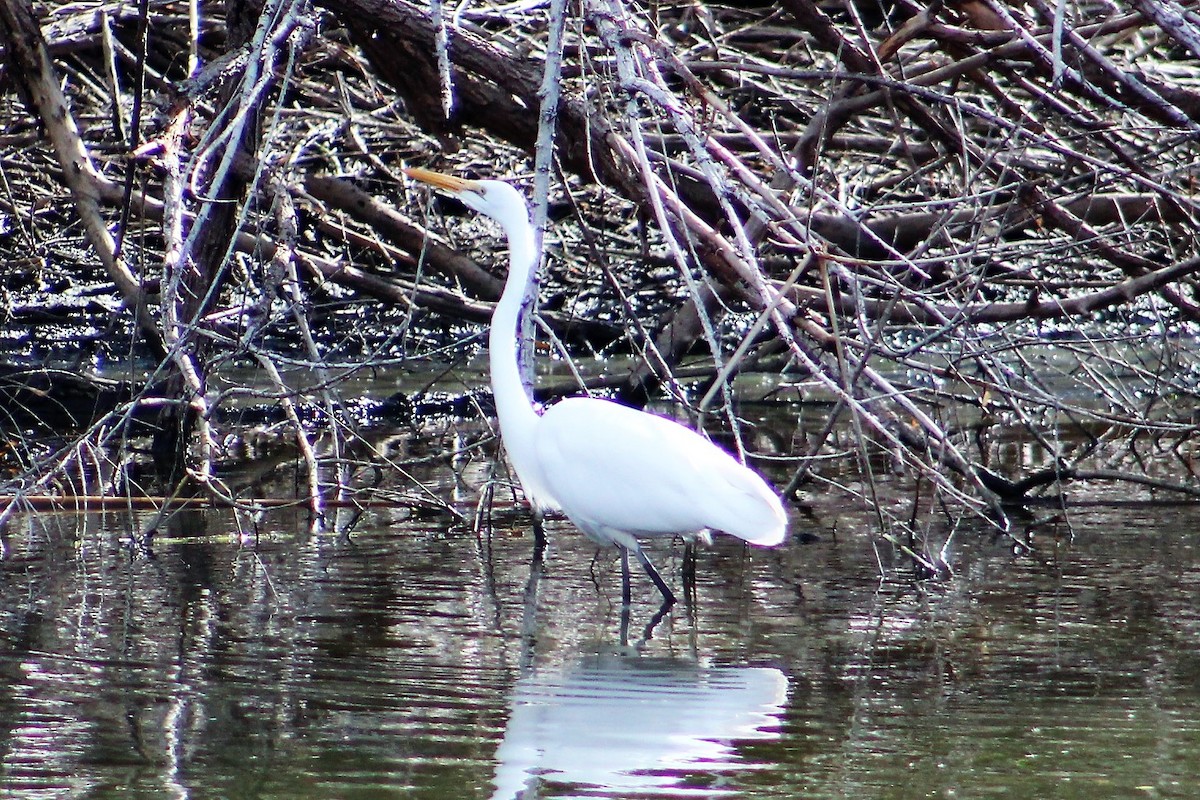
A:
404 167 787 607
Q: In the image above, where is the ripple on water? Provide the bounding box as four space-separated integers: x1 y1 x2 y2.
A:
1 500 1200 798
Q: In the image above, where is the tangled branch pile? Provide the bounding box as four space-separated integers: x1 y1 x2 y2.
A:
1 0 1199 540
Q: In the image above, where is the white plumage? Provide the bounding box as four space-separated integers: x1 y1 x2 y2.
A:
405 168 787 606
533 397 786 550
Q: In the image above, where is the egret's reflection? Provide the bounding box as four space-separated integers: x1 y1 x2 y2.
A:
491 655 788 799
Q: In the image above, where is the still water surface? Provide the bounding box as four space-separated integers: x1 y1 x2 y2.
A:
0 493 1198 798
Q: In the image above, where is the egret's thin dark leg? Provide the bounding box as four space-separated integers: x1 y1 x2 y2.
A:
533 511 547 554
620 547 633 608
619 548 632 646
682 541 697 608
635 546 677 608
520 515 547 667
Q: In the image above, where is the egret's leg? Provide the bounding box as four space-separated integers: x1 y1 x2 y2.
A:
533 511 547 554
619 548 633 646
520 516 547 667
620 547 633 609
634 546 677 608
682 541 697 607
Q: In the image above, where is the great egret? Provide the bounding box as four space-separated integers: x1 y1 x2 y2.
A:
404 167 787 608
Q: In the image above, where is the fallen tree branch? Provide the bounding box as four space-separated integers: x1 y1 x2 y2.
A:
0 0 166 357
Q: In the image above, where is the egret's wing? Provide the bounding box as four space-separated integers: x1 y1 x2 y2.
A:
534 398 785 545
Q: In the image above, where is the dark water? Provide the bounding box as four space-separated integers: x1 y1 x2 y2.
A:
0 491 1198 798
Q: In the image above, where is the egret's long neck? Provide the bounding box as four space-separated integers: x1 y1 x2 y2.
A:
489 213 541 452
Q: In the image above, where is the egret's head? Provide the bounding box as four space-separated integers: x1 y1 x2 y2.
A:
403 167 529 230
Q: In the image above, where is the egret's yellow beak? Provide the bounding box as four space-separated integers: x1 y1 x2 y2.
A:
403 166 483 194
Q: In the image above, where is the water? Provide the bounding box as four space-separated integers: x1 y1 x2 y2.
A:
1 490 1199 798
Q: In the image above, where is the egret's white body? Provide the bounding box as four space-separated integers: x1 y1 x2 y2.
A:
528 398 786 551
405 168 787 605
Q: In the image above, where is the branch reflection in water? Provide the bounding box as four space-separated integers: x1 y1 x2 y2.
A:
490 657 787 799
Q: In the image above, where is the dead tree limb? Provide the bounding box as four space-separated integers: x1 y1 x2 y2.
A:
0 0 166 357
